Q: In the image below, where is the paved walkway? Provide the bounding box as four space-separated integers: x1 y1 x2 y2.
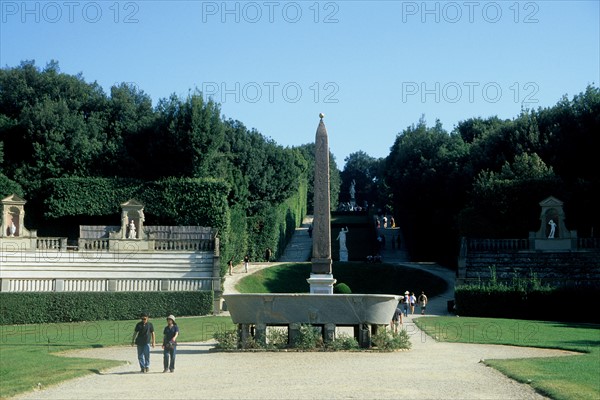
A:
12 217 578 400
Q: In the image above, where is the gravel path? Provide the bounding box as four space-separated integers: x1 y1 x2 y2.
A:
10 221 580 399
13 319 576 400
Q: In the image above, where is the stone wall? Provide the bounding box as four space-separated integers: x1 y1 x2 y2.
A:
0 248 219 293
459 248 600 287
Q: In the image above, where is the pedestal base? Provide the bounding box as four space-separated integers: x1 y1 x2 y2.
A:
339 249 348 262
307 273 336 294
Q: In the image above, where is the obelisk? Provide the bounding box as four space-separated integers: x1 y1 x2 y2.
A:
307 113 336 294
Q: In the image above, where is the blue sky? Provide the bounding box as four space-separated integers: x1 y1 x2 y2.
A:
1 1 599 166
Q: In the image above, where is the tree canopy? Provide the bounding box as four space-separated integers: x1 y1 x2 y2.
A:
382 87 599 264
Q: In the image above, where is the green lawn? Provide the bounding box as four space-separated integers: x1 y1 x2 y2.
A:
235 262 449 297
414 316 600 400
0 316 234 399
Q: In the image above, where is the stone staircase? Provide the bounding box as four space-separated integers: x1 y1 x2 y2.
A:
376 226 409 263
277 216 313 262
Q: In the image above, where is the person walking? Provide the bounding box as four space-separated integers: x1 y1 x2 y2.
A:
402 291 409 317
162 315 179 373
243 254 249 273
265 247 272 262
410 292 417 315
131 312 155 373
418 291 428 315
390 306 403 333
228 258 234 275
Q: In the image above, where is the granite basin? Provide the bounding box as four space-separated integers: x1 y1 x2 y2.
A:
223 293 400 325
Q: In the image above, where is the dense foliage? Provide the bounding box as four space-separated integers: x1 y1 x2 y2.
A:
0 291 213 324
339 87 599 265
0 61 325 272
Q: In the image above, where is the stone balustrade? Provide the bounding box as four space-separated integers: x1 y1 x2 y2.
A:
154 239 214 251
466 238 530 251
36 237 67 250
578 237 600 249
1 278 214 292
78 238 110 251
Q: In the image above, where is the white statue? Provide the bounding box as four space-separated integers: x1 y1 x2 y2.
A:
337 227 348 252
548 219 556 239
349 180 356 201
128 219 137 239
9 221 16 237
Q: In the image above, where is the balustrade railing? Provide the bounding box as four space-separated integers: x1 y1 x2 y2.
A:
36 237 67 250
78 238 110 251
578 237 600 249
7 279 55 292
2 278 214 292
154 239 214 251
466 238 530 251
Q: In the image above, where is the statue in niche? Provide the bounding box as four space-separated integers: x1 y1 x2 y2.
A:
128 219 137 239
548 219 556 239
337 227 349 252
9 221 16 237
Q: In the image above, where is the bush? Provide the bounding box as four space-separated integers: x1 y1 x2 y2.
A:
0 291 213 324
265 327 289 349
213 330 239 350
334 283 352 294
293 324 324 350
327 333 359 350
371 329 411 351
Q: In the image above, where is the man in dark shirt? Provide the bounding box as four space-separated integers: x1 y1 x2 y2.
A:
131 312 155 373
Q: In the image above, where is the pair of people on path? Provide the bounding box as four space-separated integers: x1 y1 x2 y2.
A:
402 291 418 316
132 313 179 373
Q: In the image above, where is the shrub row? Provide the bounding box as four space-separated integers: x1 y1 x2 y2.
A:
0 291 213 325
454 287 599 323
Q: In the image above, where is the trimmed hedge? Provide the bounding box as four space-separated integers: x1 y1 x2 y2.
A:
22 175 306 278
0 291 213 325
41 177 229 228
455 287 598 323
246 177 307 262
334 283 352 294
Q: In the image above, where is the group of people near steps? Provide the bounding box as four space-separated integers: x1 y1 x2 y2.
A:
131 313 179 373
391 291 428 332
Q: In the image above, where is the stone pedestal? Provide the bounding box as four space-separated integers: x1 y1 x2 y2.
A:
339 249 348 262
307 273 336 294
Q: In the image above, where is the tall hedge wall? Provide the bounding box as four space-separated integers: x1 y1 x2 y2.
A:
0 291 213 325
31 175 306 276
246 177 307 262
41 177 229 228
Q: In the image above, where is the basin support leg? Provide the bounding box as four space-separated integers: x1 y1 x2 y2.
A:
238 324 252 347
324 323 336 343
288 323 300 345
358 324 371 348
255 323 267 345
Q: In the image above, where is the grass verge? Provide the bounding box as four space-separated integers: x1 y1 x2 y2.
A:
0 316 234 399
414 316 600 400
235 262 449 296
